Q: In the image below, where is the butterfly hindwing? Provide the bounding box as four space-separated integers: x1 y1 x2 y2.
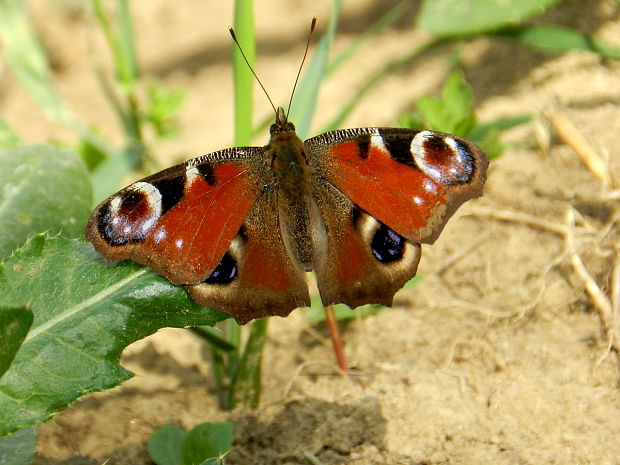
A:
85 147 265 285
305 128 488 244
311 177 422 309
188 186 310 324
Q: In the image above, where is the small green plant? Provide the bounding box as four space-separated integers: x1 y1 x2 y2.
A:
398 71 531 159
147 422 233 465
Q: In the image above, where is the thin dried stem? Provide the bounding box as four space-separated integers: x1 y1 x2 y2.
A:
324 305 349 375
547 111 609 184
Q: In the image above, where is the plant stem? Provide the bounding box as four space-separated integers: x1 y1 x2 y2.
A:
324 305 348 374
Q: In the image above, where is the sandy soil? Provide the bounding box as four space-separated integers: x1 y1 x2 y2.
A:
2 0 619 464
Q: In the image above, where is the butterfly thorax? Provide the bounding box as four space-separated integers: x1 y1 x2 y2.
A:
269 107 314 268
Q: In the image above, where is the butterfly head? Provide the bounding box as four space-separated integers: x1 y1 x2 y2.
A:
270 107 296 135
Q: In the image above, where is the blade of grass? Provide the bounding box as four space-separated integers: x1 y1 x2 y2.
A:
323 37 448 131
232 0 255 146
91 0 138 90
326 0 408 75
288 0 342 138
0 118 22 150
0 0 65 121
228 318 268 409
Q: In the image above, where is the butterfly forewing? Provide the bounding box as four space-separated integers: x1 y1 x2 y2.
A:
304 128 488 244
85 147 266 285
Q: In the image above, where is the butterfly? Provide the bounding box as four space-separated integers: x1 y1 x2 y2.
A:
85 104 488 324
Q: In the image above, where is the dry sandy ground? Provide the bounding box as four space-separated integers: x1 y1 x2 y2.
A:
2 1 619 464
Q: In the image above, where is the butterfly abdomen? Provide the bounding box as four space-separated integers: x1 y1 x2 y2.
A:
269 127 314 268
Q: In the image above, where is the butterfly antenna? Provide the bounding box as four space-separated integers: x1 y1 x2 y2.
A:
229 26 278 117
286 17 317 120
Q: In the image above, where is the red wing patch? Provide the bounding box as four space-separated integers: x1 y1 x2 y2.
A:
306 129 487 244
86 160 261 285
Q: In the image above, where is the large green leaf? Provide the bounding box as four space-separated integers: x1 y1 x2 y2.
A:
0 145 92 259
0 307 32 380
417 0 564 37
0 234 227 436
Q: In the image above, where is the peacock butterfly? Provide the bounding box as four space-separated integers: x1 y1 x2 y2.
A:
85 107 487 323
85 23 488 324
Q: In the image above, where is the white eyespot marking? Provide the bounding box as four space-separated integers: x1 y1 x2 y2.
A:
153 227 167 244
370 134 387 153
175 238 184 250
357 212 381 246
228 236 245 262
186 166 200 185
413 196 424 205
411 131 442 183
445 136 470 174
411 131 473 185
101 182 163 245
109 196 122 214
423 178 438 194
132 182 162 210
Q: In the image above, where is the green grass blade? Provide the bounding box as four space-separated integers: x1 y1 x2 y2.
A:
288 0 342 138
0 119 21 150
232 0 255 145
116 0 139 87
327 1 408 75
228 318 267 409
0 0 66 121
323 38 447 131
191 326 237 353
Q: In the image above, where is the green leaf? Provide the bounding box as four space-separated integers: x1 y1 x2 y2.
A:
148 424 187 465
401 71 476 136
497 25 620 59
0 307 33 380
417 0 564 37
0 426 37 465
0 234 228 436
0 120 21 151
180 422 233 465
0 145 92 259
144 82 187 140
469 114 532 158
